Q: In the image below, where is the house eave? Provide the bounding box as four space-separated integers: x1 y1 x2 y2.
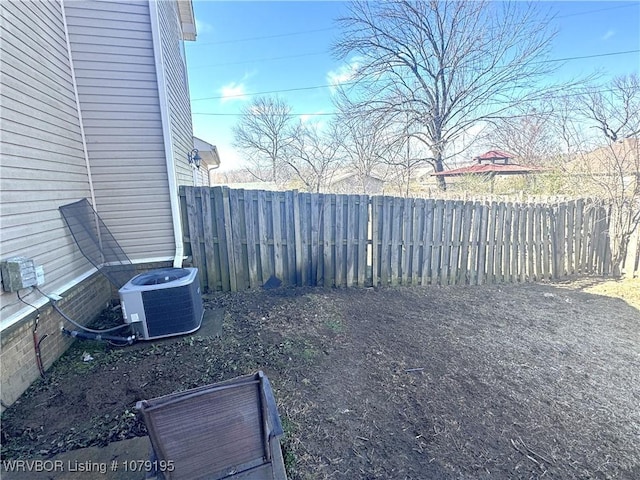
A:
194 136 221 168
177 0 197 41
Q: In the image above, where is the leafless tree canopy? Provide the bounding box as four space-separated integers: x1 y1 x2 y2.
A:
580 74 640 142
232 96 294 184
486 105 560 166
284 121 344 193
333 0 557 189
549 74 640 275
332 93 401 193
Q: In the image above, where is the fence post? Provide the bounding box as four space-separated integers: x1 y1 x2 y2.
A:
431 200 444 285
412 198 425 286
371 196 381 287
184 187 205 291
421 199 434 285
201 187 219 291
311 194 321 286
222 187 238 291
358 194 368 287
244 190 259 289
272 192 284 283
335 194 345 287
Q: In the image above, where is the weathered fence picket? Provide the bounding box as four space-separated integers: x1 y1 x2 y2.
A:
179 186 620 292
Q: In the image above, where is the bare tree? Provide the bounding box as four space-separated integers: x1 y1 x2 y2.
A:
580 74 640 142
485 105 561 166
333 0 558 189
572 75 640 275
283 121 343 193
333 93 397 193
232 96 294 185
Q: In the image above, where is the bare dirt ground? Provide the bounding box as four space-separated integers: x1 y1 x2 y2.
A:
2 279 639 479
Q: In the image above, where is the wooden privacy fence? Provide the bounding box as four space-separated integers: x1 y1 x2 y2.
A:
623 228 640 278
180 186 612 292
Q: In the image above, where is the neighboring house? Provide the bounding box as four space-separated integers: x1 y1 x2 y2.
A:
326 169 385 195
565 137 639 180
0 0 213 407
432 150 542 177
430 150 543 191
215 182 281 191
194 136 221 186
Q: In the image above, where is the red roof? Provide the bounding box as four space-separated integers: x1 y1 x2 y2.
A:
432 163 543 177
474 150 513 161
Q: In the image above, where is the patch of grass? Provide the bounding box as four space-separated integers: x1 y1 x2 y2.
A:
583 277 640 311
324 319 344 333
280 416 297 474
301 347 318 361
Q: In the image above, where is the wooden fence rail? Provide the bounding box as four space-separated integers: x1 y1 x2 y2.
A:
180 186 614 292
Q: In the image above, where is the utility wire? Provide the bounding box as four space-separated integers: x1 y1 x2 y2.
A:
531 49 640 65
190 49 639 102
192 82 355 102
190 26 334 47
193 111 335 116
191 51 326 69
189 51 326 69
192 85 628 117
190 46 633 70
555 3 638 18
187 4 639 69
187 3 636 48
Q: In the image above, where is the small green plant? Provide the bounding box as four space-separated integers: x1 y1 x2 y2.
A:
301 348 318 361
280 416 297 474
325 318 344 333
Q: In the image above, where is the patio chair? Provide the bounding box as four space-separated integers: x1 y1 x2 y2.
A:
136 371 287 480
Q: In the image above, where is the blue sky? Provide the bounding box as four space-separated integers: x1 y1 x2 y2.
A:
185 1 640 171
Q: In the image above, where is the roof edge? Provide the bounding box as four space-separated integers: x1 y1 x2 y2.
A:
177 0 197 41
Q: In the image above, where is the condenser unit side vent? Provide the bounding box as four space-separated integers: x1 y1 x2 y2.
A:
119 267 203 340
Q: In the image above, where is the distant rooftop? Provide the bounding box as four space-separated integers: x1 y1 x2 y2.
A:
474 150 513 162
432 150 543 177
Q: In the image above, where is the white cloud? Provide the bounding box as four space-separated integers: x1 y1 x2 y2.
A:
299 111 324 123
327 57 362 90
218 72 256 103
220 82 247 103
195 18 213 34
601 30 615 41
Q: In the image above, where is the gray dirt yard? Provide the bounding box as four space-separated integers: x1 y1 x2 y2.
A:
1 278 639 479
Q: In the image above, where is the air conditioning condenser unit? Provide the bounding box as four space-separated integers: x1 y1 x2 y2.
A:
119 267 203 340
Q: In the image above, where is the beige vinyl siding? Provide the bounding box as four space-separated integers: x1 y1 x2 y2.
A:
0 1 93 318
64 0 175 261
157 0 196 186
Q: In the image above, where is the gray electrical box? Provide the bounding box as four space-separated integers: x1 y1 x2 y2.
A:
1 257 37 292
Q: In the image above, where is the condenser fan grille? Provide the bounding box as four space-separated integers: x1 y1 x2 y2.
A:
133 268 191 286
141 286 199 338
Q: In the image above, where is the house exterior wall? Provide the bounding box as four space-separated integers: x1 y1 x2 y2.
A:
1 0 200 408
156 0 198 187
0 272 111 411
0 0 108 409
0 0 95 321
64 0 175 261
